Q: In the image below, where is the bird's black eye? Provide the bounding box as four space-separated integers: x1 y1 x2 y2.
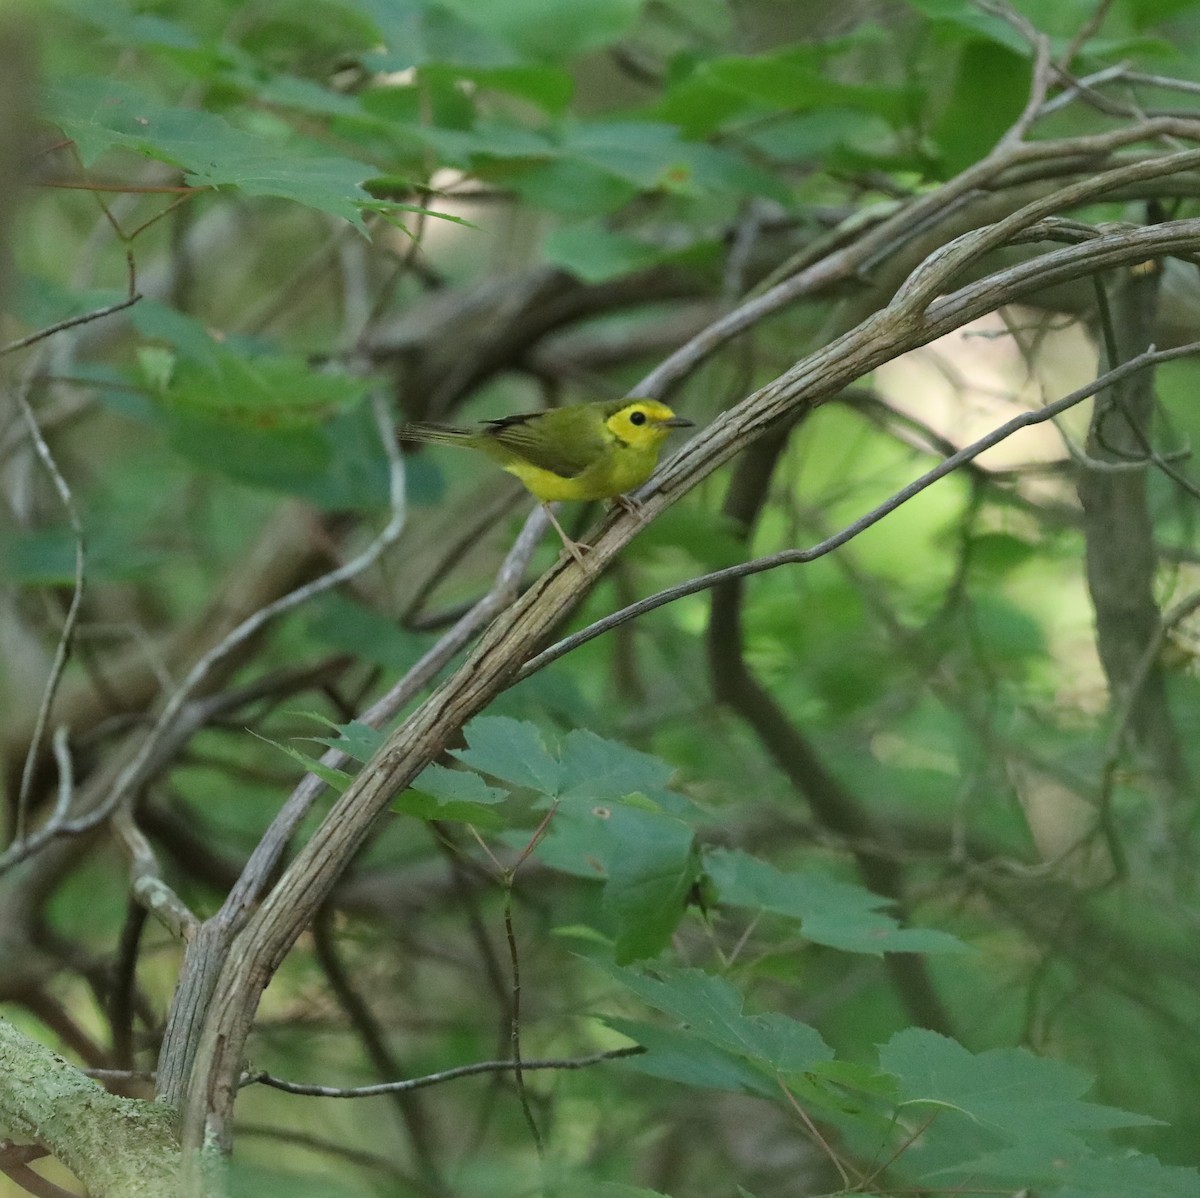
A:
629 410 647 426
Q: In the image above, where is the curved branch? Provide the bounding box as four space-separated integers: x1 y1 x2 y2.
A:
521 338 1200 678
176 201 1200 1158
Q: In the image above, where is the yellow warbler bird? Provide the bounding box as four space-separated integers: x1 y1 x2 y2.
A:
398 398 693 564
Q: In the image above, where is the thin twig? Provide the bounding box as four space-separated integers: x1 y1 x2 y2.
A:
503 889 542 1157
997 31 1054 148
1058 0 1114 72
240 1046 645 1097
11 383 86 844
48 728 74 823
111 808 199 941
777 1081 856 1190
519 339 1200 680
1035 64 1130 118
0 292 141 357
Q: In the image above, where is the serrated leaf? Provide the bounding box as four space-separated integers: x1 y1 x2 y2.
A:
605 965 834 1075
705 848 968 956
452 716 561 793
295 715 385 764
544 223 677 284
410 763 509 806
435 0 644 61
254 733 354 792
603 812 695 963
392 789 505 829
158 350 369 429
46 76 377 226
602 1017 770 1094
880 1029 1160 1151
1058 1153 1200 1198
558 730 675 802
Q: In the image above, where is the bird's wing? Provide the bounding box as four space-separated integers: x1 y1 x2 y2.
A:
482 410 608 478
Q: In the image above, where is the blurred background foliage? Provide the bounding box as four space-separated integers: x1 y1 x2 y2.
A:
4 0 1200 1194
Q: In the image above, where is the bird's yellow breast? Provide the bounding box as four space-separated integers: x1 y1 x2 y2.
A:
501 440 663 502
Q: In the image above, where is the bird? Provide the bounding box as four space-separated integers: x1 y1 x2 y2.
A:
397 398 694 565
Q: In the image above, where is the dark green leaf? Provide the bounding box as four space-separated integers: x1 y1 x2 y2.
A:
296 715 386 763
705 848 969 955
452 716 562 793
410 763 509 805
435 0 644 61
47 77 377 226
602 1017 771 1094
606 964 835 1074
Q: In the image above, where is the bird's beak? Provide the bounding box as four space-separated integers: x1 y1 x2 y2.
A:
661 416 694 428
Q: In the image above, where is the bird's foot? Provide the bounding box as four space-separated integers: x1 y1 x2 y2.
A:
542 504 595 570
611 493 645 520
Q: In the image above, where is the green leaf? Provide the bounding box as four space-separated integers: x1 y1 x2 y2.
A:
1058 1153 1200 1198
602 1017 771 1094
435 0 644 61
393 789 506 829
351 0 519 69
876 1029 1168 1185
136 312 368 429
46 77 377 226
705 848 969 956
424 63 574 114
656 45 914 138
452 716 562 793
932 41 1029 175
603 809 696 962
606 965 835 1075
508 158 638 216
966 531 1038 577
254 733 355 792
13 275 129 333
50 0 201 50
557 730 675 803
544 223 681 284
294 715 385 763
874 1031 1195 1194
163 402 388 509
410 763 509 806
881 1029 1159 1141
900 0 1031 52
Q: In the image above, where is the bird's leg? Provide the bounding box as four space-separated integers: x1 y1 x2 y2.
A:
611 493 645 520
542 503 592 569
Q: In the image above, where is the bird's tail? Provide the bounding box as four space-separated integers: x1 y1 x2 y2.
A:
396 423 474 447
